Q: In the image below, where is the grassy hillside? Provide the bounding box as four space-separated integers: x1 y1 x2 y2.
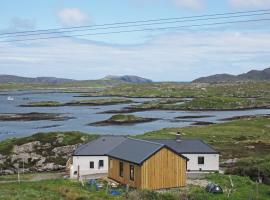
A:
139 116 270 159
139 116 270 184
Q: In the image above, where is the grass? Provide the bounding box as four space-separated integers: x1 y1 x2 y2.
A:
0 174 269 200
130 96 270 110
21 98 133 107
0 172 60 182
139 116 270 159
187 173 270 200
0 178 117 200
94 82 270 98
90 114 155 126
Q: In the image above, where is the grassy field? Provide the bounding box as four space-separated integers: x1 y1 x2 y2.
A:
128 96 270 111
94 82 270 98
139 116 270 159
139 116 270 184
0 173 269 200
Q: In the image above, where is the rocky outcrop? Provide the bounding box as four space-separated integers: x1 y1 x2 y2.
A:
0 140 81 175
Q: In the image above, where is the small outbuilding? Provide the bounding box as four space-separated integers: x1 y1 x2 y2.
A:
107 138 188 190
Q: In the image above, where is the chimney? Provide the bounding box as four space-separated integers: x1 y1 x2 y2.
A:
176 132 182 142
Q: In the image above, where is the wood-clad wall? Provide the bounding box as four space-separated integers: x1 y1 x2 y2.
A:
141 148 186 189
108 147 186 190
108 157 141 188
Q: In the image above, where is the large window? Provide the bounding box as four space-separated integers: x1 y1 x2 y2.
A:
119 161 124 177
130 164 134 181
90 161 94 169
198 156 205 165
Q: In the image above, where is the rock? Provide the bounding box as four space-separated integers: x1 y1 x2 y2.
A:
13 141 41 153
222 158 238 165
36 157 46 166
245 145 255 149
2 169 14 175
42 163 65 171
52 145 78 157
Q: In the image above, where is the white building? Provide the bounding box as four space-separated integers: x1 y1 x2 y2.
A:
150 138 220 172
69 135 219 178
70 136 126 178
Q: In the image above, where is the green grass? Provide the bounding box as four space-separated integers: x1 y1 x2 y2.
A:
94 82 270 99
0 174 269 200
139 117 270 159
110 114 143 122
188 173 270 200
0 179 117 200
176 97 270 110
130 96 270 110
21 98 133 107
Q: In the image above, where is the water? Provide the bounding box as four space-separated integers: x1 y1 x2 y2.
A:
0 90 269 141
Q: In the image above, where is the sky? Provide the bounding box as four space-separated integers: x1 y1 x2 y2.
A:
1 0 270 81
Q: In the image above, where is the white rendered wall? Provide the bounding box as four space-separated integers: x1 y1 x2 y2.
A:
70 156 108 178
183 154 219 172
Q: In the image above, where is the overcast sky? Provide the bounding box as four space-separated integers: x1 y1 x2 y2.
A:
1 0 270 81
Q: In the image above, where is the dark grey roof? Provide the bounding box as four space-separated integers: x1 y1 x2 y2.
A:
107 138 166 165
73 136 127 156
148 139 219 154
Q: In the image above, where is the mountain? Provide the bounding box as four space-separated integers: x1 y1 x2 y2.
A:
102 75 152 83
193 67 270 83
0 75 75 84
0 74 152 84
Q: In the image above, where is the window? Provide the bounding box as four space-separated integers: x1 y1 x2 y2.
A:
98 160 104 169
109 159 113 169
90 161 94 169
119 161 124 177
130 164 134 181
198 156 204 165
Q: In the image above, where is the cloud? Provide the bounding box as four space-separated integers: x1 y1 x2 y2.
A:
228 0 270 8
172 0 204 10
57 8 90 26
1 31 270 81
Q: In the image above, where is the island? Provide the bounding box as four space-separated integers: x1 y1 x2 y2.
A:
89 114 157 126
0 112 73 121
20 98 133 107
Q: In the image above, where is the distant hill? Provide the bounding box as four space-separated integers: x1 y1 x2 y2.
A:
193 67 270 83
0 74 152 84
0 75 75 84
102 75 152 83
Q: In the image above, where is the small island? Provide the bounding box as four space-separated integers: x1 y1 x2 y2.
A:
0 112 72 121
20 98 133 107
21 101 63 107
89 114 157 126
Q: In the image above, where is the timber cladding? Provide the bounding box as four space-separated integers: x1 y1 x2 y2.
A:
108 147 187 190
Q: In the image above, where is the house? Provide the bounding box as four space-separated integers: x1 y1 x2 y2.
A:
70 136 126 178
148 136 219 172
107 138 188 189
69 134 219 180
